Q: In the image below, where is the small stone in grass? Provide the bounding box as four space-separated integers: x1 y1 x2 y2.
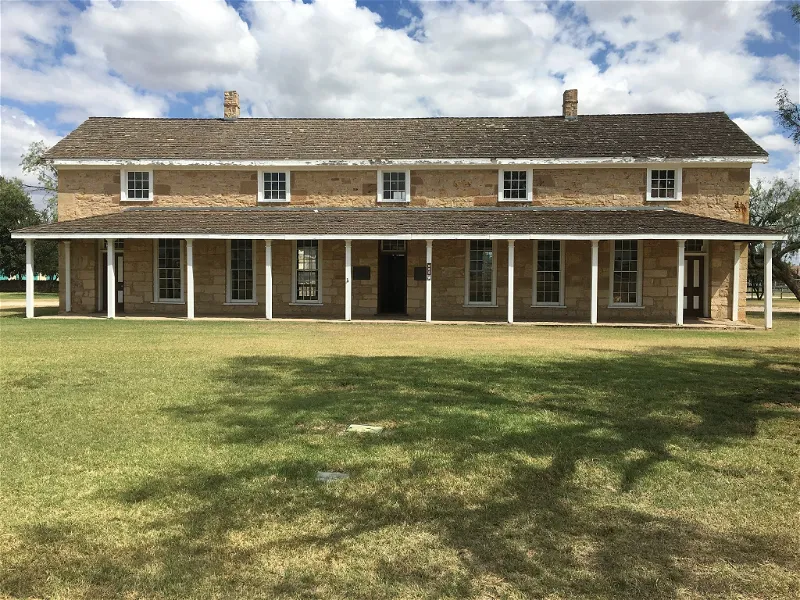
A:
316 471 349 482
345 424 384 434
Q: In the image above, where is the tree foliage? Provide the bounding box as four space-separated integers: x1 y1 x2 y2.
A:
0 177 58 280
775 3 800 144
748 179 800 300
21 141 58 221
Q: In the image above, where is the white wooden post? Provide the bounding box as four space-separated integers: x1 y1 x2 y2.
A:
507 240 515 324
345 239 352 321
425 239 433 322
676 240 685 326
764 240 773 330
590 240 599 325
106 238 115 319
732 242 741 322
186 239 194 320
265 240 273 320
25 239 34 318
64 241 72 313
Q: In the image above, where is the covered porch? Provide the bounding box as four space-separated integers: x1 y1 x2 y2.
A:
13 207 784 329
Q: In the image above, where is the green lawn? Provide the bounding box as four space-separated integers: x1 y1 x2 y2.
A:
1 307 798 599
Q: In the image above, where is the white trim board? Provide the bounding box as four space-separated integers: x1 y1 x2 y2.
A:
13 232 787 241
50 156 768 168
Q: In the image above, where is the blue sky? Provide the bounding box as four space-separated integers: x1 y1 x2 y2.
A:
1 0 798 205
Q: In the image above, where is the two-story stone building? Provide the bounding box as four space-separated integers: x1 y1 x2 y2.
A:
13 90 784 327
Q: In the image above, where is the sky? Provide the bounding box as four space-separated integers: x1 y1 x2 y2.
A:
1 0 798 209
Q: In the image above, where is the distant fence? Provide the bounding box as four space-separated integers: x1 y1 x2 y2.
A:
747 285 796 300
0 280 59 293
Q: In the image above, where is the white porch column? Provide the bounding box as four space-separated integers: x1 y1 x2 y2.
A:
186 239 195 320
764 240 773 330
25 239 34 318
345 239 352 321
732 242 741 322
106 238 115 319
64 241 72 313
507 240 515 324
265 240 273 320
676 240 686 326
590 240 599 325
425 239 433 322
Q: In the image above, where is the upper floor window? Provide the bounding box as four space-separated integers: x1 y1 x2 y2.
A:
465 240 496 306
499 169 532 202
646 167 682 201
258 170 290 202
534 240 564 306
610 239 642 307
121 169 153 201
378 170 410 203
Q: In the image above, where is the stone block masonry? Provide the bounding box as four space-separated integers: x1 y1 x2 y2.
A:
60 238 738 322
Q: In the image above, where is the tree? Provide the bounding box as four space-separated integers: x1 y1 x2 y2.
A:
0 177 58 280
21 141 58 221
775 3 800 144
748 179 800 300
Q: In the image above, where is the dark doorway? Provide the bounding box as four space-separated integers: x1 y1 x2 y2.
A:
378 241 407 314
102 251 125 313
684 255 704 318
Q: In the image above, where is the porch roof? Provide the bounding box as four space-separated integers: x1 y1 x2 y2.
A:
12 206 784 241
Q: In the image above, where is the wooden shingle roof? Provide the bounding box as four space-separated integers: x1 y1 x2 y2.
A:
44 113 767 162
12 207 782 240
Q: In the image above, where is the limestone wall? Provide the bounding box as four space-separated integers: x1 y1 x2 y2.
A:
58 166 750 223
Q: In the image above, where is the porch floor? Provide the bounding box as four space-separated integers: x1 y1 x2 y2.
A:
39 313 758 329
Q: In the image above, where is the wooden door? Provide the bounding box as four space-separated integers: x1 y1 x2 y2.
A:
684 256 704 318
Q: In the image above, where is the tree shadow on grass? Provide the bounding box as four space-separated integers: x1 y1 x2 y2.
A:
3 327 799 599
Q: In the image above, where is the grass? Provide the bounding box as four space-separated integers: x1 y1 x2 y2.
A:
0 292 58 302
1 305 798 599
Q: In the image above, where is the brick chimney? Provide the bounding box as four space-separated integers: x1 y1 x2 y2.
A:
562 89 578 120
223 90 239 119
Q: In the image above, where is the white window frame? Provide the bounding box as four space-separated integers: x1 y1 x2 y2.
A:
646 167 682 202
532 240 565 307
498 169 533 202
121 169 154 202
377 169 411 203
464 240 497 307
291 240 323 305
152 239 185 304
258 170 291 203
608 239 643 308
226 239 258 305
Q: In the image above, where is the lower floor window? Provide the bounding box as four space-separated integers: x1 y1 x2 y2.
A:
294 240 320 302
156 239 183 301
611 240 640 305
228 240 255 302
466 240 495 304
535 240 563 305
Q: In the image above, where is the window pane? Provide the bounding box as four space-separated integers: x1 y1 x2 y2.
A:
127 171 150 200
382 172 407 201
468 240 494 303
650 169 677 199
536 240 562 304
230 239 254 301
157 239 182 300
503 170 527 200
612 240 639 304
296 240 319 301
263 172 287 200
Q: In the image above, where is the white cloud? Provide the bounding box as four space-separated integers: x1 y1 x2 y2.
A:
70 0 259 92
0 0 797 183
0 105 62 208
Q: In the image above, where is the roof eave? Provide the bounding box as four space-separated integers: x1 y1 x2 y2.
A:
49 155 769 167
